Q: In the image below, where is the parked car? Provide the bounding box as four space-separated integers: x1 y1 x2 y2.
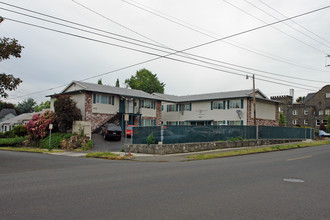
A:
126 125 135 137
103 123 122 141
319 130 330 137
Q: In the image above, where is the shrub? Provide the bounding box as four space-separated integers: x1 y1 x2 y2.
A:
60 135 93 151
146 134 155 145
11 125 27 137
26 110 56 141
0 137 26 147
39 133 67 149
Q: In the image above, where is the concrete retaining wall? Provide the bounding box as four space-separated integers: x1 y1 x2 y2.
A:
126 139 302 155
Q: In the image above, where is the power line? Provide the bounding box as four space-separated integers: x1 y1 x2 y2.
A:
1 4 327 85
258 0 330 46
4 4 328 97
243 0 330 50
121 0 330 73
222 0 327 54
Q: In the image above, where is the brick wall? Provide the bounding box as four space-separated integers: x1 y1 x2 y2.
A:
156 101 162 125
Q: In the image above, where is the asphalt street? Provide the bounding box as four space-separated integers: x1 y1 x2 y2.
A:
1 145 330 219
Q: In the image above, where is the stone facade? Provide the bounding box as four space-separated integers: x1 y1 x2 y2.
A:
246 99 279 126
271 85 330 128
126 139 302 155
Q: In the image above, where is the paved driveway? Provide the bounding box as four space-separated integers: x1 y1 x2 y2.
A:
91 134 132 152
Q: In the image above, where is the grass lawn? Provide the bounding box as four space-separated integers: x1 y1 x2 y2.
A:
86 152 134 160
0 147 64 153
187 140 330 160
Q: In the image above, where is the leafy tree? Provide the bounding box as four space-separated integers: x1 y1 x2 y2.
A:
296 96 305 103
115 78 120 87
0 17 24 98
125 68 165 94
0 101 16 111
54 96 82 132
16 98 36 113
34 100 51 112
97 79 102 85
279 112 287 126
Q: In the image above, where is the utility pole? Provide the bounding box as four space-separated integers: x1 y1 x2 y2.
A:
253 74 256 126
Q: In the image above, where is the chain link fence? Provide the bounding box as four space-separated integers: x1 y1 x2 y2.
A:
132 125 314 144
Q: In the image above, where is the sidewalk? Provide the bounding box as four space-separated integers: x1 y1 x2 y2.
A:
48 140 314 162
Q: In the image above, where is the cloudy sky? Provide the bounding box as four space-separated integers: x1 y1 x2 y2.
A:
1 0 330 104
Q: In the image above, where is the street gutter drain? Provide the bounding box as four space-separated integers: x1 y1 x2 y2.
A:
283 178 304 183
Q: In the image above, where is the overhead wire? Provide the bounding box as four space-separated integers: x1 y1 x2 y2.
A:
121 0 330 73
3 4 329 97
222 0 327 54
244 0 330 49
1 3 328 85
257 0 330 46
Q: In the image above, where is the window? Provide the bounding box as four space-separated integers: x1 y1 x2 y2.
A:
93 94 114 105
326 93 330 98
304 110 308 115
316 120 320 126
279 107 283 112
292 110 298 115
141 100 155 109
179 121 191 125
322 120 328 126
142 119 155 126
304 120 308 125
228 120 242 126
167 104 177 112
229 100 242 109
292 119 298 125
213 121 226 125
213 101 224 110
319 110 324 116
167 121 177 125
180 103 191 111
326 109 330 115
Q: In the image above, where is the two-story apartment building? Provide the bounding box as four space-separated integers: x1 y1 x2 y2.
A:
271 85 330 128
154 89 279 126
49 81 163 131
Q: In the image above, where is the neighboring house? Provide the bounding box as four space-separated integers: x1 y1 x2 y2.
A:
271 85 330 128
0 108 17 123
48 81 164 132
0 112 34 132
154 89 279 126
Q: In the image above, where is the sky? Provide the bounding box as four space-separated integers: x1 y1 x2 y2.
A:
1 0 330 105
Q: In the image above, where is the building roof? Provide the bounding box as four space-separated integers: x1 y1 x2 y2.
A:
54 81 164 101
303 92 316 103
153 89 276 103
0 112 34 126
0 108 17 118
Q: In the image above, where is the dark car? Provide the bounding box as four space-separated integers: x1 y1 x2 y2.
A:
103 123 122 141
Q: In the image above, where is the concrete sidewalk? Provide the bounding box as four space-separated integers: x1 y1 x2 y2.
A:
48 139 317 162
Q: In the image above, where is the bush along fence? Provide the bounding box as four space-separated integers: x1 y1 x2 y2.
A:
131 125 314 145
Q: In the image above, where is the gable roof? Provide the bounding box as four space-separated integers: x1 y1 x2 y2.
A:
0 112 34 126
0 108 17 118
153 89 274 103
303 92 316 103
57 81 163 101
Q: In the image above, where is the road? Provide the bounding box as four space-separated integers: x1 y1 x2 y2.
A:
0 145 329 219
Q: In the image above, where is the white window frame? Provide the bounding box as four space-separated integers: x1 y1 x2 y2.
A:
141 100 155 109
228 120 241 126
167 104 177 112
304 120 308 125
292 110 298 115
180 103 191 111
326 93 330 98
229 100 241 109
304 110 308 115
213 121 226 126
322 120 328 126
325 109 330 115
292 119 298 125
319 110 324 116
93 94 114 105
213 101 224 110
316 120 320 126
142 119 155 126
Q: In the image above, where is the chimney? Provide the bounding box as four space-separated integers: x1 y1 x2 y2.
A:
289 89 294 103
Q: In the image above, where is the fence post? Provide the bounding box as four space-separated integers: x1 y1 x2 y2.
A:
256 125 259 140
305 127 306 140
161 125 164 143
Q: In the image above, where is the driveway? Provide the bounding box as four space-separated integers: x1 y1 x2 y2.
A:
91 134 132 152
